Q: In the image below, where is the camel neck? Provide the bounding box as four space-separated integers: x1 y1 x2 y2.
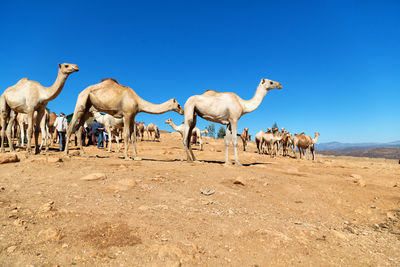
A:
168 121 180 132
43 70 69 102
312 135 319 144
138 97 173 115
241 84 267 114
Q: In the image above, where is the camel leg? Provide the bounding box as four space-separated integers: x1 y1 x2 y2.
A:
199 135 203 151
65 109 86 155
130 119 140 160
224 125 232 165
25 111 35 154
229 122 240 165
39 115 48 151
34 109 44 154
115 133 120 152
19 121 25 148
106 126 113 152
123 116 132 159
6 110 17 152
183 108 196 162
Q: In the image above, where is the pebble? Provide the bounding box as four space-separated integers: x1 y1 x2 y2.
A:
80 173 106 181
7 245 17 253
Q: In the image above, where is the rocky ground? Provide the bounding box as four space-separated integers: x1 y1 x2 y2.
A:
0 132 399 266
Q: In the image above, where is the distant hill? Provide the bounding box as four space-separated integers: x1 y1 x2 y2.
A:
319 147 400 160
316 140 400 152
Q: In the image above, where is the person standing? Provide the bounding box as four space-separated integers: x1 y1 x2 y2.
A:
53 113 68 151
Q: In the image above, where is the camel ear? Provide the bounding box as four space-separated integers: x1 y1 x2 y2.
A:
58 63 62 68
261 78 265 84
172 98 176 103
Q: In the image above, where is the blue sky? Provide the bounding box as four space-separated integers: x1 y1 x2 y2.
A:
1 0 399 143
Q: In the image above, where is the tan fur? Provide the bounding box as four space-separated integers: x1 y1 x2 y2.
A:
0 63 79 154
64 79 184 159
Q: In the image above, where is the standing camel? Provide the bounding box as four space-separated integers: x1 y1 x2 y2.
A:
145 123 160 141
183 78 282 165
16 110 50 150
136 122 146 141
240 128 250 151
294 132 320 160
164 119 204 151
92 111 124 152
0 63 79 154
64 78 183 159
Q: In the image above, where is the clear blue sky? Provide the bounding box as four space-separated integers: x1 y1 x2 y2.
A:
1 0 399 143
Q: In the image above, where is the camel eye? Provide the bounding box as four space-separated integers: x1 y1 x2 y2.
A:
270 81 273 85
65 64 69 68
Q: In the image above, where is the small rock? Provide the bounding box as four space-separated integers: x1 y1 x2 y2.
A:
70 151 80 156
233 178 246 186
80 173 106 181
353 179 366 187
370 205 376 209
13 219 25 227
387 211 396 220
200 189 215 196
38 227 62 241
7 245 17 253
62 243 69 248
331 230 347 240
394 182 400 188
38 201 54 213
0 154 19 164
350 174 362 179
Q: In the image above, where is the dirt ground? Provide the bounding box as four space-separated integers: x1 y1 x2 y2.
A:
0 132 399 266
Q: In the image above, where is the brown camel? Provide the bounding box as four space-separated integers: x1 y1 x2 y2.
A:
294 132 320 160
64 78 183 159
1 63 79 154
183 78 282 165
240 128 250 151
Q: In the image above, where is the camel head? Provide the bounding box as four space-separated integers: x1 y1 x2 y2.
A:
244 128 249 132
267 128 271 133
260 78 282 90
281 127 285 133
164 119 172 124
170 99 184 115
58 63 79 74
203 129 209 135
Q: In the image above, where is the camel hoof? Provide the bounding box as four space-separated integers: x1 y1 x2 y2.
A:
133 156 142 161
224 161 232 166
235 162 242 166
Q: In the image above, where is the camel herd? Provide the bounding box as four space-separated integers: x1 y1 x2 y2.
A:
255 127 320 160
0 63 320 164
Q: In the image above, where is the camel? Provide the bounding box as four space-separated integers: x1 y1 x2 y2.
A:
145 123 160 141
16 111 50 150
183 78 282 165
164 119 204 151
64 78 183 159
293 132 320 160
201 129 208 136
281 131 294 157
92 111 124 152
164 119 184 135
0 63 79 154
261 131 283 156
240 128 250 151
136 122 146 141
255 130 265 154
48 112 58 145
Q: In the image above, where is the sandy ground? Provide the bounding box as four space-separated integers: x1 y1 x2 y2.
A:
0 132 399 266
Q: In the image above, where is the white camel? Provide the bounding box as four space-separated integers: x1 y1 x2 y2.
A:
164 119 204 151
183 79 282 165
92 111 124 152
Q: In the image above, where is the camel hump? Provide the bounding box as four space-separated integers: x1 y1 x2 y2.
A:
203 90 218 95
101 78 119 84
